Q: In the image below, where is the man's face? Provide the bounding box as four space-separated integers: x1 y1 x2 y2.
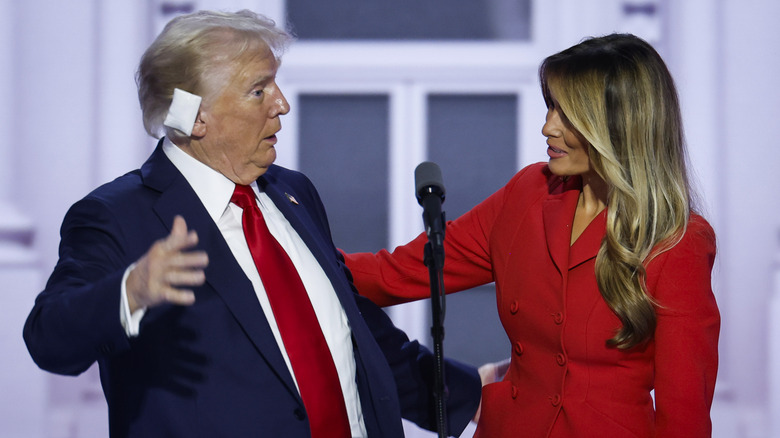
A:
193 46 289 185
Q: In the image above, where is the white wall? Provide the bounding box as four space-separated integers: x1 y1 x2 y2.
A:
719 1 780 435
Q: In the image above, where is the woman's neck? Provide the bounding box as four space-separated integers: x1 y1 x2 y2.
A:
570 171 609 245
579 172 609 213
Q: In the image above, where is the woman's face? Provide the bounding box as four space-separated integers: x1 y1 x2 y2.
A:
541 96 593 177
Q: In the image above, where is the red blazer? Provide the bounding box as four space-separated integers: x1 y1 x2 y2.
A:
346 162 720 437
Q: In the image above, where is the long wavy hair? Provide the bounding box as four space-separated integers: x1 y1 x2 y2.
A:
539 34 693 349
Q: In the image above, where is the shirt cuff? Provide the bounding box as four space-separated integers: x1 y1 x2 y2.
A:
120 263 147 337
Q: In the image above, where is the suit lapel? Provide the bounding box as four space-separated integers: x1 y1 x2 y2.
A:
264 185 332 273
142 144 300 399
258 173 356 310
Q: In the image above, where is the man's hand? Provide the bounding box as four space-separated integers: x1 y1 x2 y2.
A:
126 215 209 313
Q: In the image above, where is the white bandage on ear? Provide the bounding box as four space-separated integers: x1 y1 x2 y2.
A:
163 88 202 136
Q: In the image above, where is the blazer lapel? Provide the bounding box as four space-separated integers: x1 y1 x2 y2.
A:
542 185 578 275
569 209 606 269
142 144 300 399
541 175 605 272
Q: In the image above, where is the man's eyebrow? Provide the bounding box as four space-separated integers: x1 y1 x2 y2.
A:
250 70 277 87
249 79 267 89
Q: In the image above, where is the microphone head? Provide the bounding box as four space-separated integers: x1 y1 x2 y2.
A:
414 161 446 203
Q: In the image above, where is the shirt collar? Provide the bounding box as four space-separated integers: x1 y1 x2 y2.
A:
162 137 249 224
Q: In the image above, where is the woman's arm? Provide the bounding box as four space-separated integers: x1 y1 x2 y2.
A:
651 215 720 437
343 164 544 306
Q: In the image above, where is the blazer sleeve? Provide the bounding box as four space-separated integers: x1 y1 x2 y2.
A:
344 164 542 306
23 197 133 375
649 216 720 437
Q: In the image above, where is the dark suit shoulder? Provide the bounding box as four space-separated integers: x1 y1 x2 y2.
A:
262 165 314 188
81 169 146 206
60 169 163 253
260 165 324 211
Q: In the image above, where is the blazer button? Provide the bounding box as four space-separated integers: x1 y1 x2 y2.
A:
293 408 306 421
511 385 518 399
513 341 524 356
549 394 561 407
556 353 566 366
509 300 519 314
553 312 564 325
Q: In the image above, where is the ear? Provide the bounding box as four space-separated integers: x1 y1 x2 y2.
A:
191 110 207 138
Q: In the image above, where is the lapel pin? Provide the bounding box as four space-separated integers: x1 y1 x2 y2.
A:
285 192 299 205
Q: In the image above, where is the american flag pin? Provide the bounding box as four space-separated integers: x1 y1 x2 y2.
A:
285 193 299 205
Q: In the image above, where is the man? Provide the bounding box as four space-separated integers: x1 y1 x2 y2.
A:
23 10 480 438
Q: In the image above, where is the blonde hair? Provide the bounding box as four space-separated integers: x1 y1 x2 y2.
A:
136 10 293 140
540 34 692 349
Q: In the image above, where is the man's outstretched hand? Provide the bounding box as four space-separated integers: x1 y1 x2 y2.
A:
126 215 209 313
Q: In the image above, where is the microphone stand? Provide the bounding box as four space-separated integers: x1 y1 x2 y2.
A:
421 194 448 438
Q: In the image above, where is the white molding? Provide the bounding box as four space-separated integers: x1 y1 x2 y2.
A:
0 0 12 199
283 41 545 82
388 83 426 249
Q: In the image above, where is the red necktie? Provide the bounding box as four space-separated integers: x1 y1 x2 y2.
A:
231 184 351 438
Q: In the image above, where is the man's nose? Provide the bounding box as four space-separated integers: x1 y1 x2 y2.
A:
270 86 290 116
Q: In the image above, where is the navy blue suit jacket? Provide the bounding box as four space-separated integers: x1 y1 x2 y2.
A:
24 141 480 437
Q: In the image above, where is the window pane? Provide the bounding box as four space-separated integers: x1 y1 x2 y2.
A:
288 0 532 41
427 94 518 218
297 94 389 254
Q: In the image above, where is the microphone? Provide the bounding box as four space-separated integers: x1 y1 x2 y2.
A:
415 161 446 205
414 161 449 437
414 161 446 266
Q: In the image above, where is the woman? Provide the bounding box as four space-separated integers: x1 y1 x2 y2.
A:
345 33 719 437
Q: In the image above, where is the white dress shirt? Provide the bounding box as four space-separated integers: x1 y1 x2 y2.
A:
120 138 367 437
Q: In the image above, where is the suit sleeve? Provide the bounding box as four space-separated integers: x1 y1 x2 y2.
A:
350 290 481 436
23 197 132 375
650 216 720 437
